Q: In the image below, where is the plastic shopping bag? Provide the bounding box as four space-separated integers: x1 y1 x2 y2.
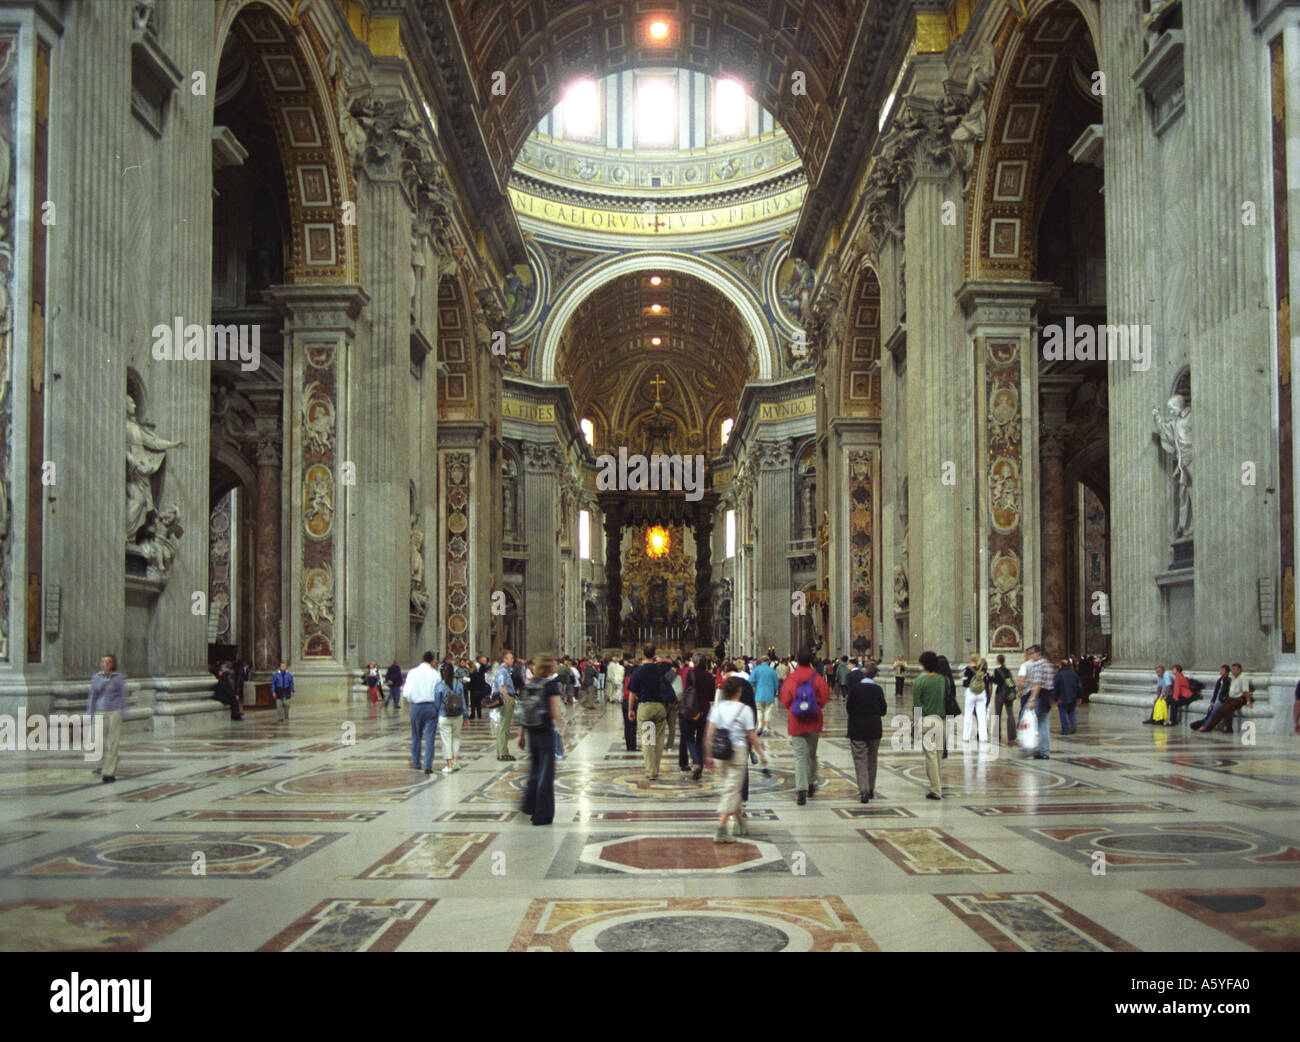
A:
489 707 501 737
1017 704 1039 750
1151 698 1169 724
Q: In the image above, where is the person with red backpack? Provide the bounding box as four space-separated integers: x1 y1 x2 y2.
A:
779 648 831 805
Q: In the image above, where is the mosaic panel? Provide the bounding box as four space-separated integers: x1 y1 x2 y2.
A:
355 832 495 880
938 892 1140 952
1143 887 1300 952
258 899 437 952
301 343 336 658
443 451 471 659
858 827 1009 876
985 338 1023 649
0 898 225 952
1011 823 1300 870
846 449 874 656
509 896 876 952
3 832 343 879
546 831 817 878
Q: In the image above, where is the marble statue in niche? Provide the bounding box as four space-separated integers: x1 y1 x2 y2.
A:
502 456 518 535
893 566 909 614
797 457 816 539
1152 393 1192 538
410 515 429 618
125 393 184 546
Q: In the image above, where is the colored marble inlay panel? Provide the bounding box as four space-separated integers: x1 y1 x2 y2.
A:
3 832 343 879
859 827 1008 875
938 892 1140 952
547 831 816 877
436 810 517 822
0 898 225 952
1142 887 1300 953
1059 756 1132 770
887 760 1106 798
0 830 41 846
573 809 778 822
1127 774 1245 794
1223 798 1300 813
258 898 436 952
356 832 494 880
831 805 918 819
157 809 383 823
444 452 471 659
509 897 877 952
463 761 818 803
964 801 1187 817
301 342 336 658
1011 823 1300 870
1272 33 1296 653
192 762 279 779
985 338 1023 649
225 766 435 802
92 781 216 803
846 449 873 656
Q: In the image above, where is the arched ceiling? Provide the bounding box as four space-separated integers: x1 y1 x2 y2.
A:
557 270 755 451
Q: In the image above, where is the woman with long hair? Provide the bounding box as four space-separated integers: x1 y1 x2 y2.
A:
434 662 466 774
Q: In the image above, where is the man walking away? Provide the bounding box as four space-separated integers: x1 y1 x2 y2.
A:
1025 645 1057 759
384 660 403 710
606 656 625 718
991 654 1017 744
749 654 779 736
271 661 294 723
403 651 440 773
1055 656 1081 735
846 661 887 802
627 645 669 781
779 648 830 805
87 654 127 784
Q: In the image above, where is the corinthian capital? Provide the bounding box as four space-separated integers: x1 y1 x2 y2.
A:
878 93 961 195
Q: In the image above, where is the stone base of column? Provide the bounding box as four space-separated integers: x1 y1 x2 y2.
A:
1094 666 1276 732
151 675 231 735
284 663 355 704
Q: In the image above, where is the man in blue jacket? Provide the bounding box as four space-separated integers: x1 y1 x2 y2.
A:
87 654 127 783
271 661 295 722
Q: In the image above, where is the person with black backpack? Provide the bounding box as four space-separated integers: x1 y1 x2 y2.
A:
677 655 709 780
515 653 565 826
778 648 831 805
434 662 466 774
991 654 1017 745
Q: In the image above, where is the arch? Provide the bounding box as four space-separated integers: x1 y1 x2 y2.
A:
437 271 477 419
839 264 882 416
216 0 359 284
538 252 778 381
966 0 1101 279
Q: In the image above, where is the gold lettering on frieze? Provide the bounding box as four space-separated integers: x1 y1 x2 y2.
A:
508 184 807 235
502 398 556 424
757 395 815 422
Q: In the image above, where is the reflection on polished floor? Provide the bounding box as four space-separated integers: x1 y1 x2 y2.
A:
1 700 1298 952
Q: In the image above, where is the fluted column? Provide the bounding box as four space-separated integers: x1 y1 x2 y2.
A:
604 503 624 649
694 510 714 646
753 440 793 651
522 441 563 655
1039 400 1069 659
252 407 282 673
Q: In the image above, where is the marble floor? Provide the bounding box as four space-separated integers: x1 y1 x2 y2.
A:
1 698 1298 952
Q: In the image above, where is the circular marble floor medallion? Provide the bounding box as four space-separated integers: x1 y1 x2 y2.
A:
568 911 812 952
1094 832 1254 856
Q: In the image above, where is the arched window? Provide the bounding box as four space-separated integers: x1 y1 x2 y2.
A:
559 79 600 141
580 417 595 446
713 79 747 138
720 417 734 445
579 509 591 559
725 509 736 558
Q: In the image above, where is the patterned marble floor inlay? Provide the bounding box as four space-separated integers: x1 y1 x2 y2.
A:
1223 797 1300 813
3 832 344 879
964 801 1187 817
435 810 517 822
92 781 216 803
1141 887 1300 952
884 761 1108 798
937 892 1141 952
831 805 917 819
225 766 435 802
545 831 816 877
1127 773 1245 794
859 827 1009 875
356 833 494 880
0 898 225 952
258 899 437 952
1012 823 1300 869
509 897 877 951
572 808 779 822
0 830 41 847
156 809 385 823
1059 757 1134 770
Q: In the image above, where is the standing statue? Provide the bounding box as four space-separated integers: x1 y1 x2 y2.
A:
1152 394 1192 538
410 521 429 618
125 394 184 545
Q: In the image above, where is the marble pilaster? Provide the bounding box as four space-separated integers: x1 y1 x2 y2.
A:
752 439 793 653
252 405 282 673
521 440 563 656
265 284 369 701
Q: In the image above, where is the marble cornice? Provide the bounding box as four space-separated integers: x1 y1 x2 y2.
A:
508 168 807 214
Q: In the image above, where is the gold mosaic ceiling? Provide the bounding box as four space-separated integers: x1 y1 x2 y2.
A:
557 270 756 447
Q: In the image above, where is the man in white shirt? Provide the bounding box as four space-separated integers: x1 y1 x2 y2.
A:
1197 663 1254 733
605 657 625 715
402 651 439 773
